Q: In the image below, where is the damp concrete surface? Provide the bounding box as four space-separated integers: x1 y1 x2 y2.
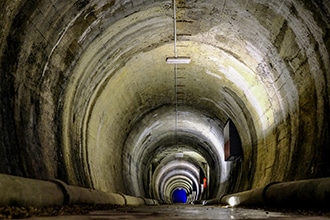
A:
29 204 330 220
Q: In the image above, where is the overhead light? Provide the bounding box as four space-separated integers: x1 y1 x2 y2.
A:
175 152 184 158
166 56 191 64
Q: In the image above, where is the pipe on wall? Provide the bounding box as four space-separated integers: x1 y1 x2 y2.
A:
203 178 330 209
0 174 158 207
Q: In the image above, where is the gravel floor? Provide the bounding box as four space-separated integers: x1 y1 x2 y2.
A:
0 204 119 219
0 205 329 219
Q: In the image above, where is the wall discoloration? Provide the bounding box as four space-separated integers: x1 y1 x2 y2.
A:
0 0 329 200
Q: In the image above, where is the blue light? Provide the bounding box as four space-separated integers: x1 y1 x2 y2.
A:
172 188 187 203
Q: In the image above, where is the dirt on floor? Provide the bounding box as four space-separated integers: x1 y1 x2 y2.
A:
0 204 120 219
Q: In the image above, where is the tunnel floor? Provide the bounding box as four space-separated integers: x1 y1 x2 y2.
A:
26 205 330 220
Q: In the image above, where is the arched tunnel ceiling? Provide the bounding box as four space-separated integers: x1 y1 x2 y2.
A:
0 0 330 203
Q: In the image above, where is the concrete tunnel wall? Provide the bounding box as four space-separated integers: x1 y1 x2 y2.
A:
0 0 330 204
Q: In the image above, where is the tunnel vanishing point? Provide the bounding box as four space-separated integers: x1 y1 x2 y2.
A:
0 0 330 207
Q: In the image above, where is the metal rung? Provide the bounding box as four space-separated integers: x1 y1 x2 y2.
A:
176 92 185 95
177 33 192 36
176 20 193 23
177 6 192 9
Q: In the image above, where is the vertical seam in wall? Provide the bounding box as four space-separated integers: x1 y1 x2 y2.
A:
118 193 128 205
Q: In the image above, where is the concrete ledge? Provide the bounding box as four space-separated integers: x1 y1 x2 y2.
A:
0 174 158 207
139 197 159 205
121 194 145 206
106 192 126 206
0 174 64 207
203 178 330 209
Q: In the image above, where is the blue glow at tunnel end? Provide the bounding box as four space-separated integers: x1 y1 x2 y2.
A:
172 188 187 203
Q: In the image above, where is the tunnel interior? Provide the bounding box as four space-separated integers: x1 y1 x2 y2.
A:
0 0 330 206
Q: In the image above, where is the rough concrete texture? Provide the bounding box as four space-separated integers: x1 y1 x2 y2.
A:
0 0 330 207
29 205 330 220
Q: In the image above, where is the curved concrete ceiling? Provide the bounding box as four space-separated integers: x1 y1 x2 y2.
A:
0 0 330 204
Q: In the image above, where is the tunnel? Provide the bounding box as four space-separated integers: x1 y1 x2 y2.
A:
0 0 330 215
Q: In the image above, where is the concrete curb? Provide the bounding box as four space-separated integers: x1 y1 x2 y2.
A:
203 178 330 209
0 174 158 207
